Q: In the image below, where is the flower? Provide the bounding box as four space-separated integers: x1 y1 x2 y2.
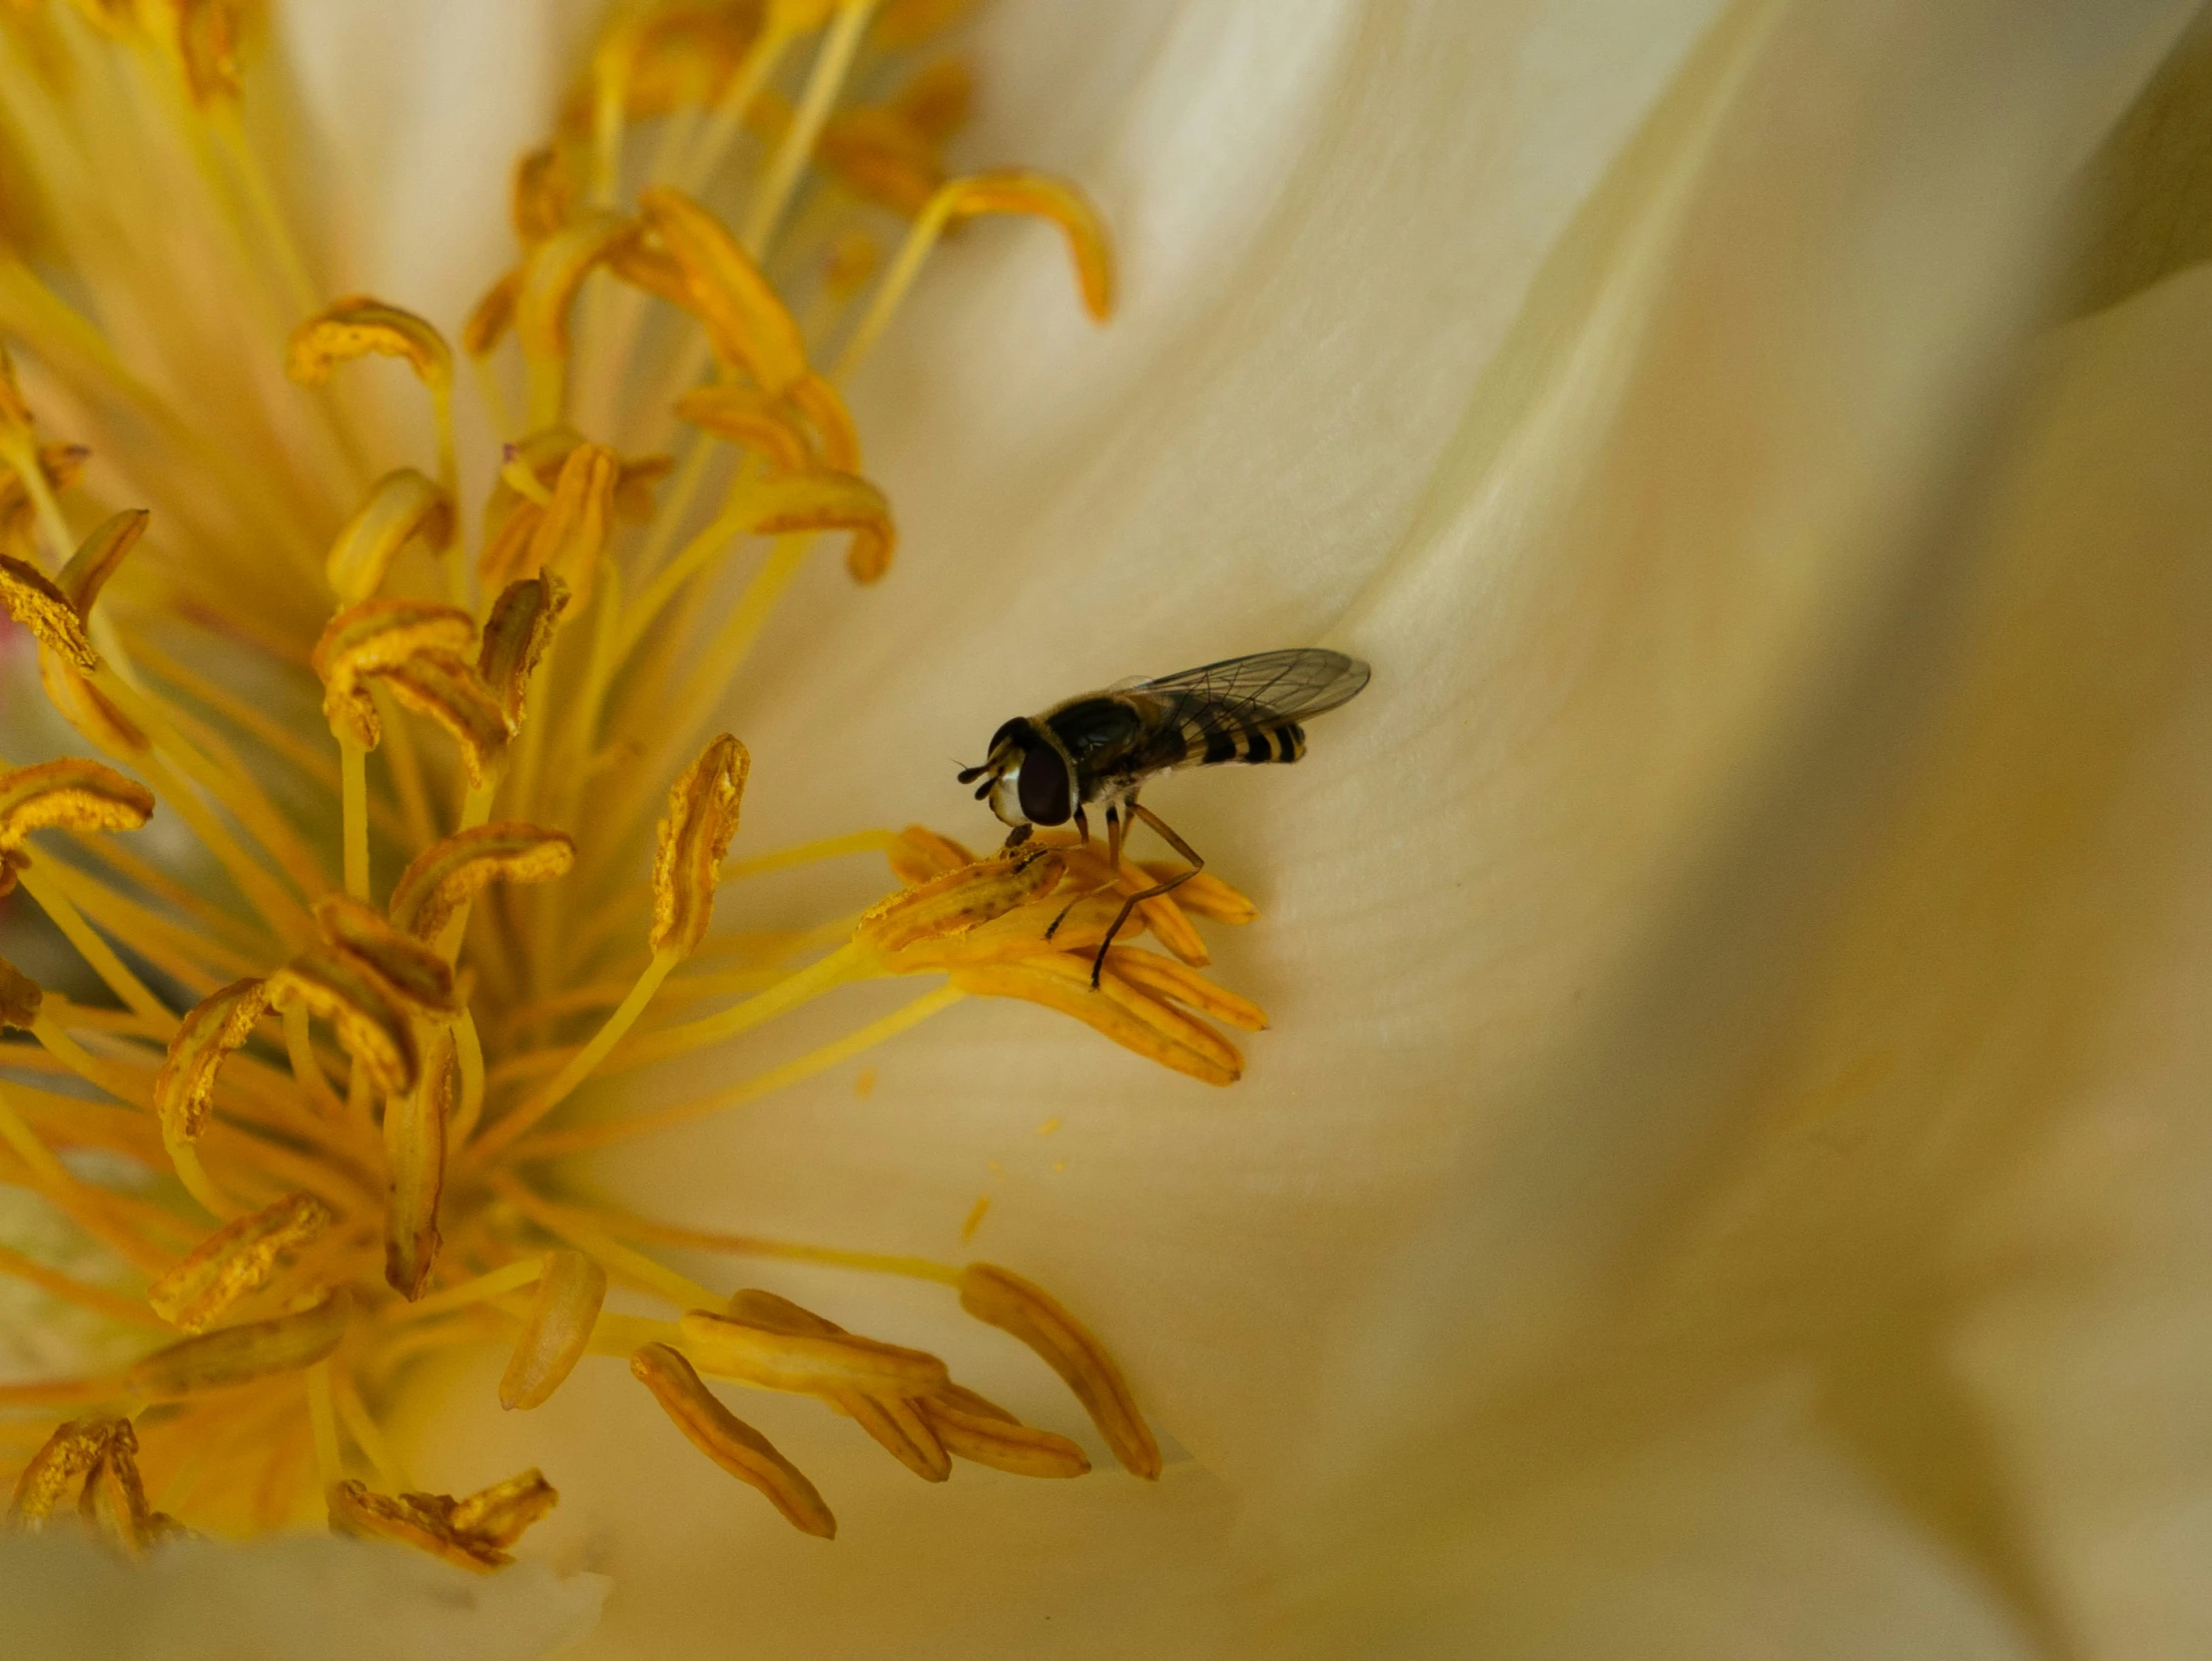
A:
7 1 2212 1657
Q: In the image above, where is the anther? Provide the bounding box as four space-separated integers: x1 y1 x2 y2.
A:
124 1288 351 1399
958 1263 1159 1478
630 1342 836 1537
147 1192 334 1332
498 1248 606 1409
652 734 750 958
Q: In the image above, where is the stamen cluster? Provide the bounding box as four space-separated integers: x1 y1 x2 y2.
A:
0 0 1262 1561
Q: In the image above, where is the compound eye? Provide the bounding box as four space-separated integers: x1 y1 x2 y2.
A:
1016 741 1072 826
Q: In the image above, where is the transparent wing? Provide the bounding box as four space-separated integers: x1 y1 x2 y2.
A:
1130 648 1371 724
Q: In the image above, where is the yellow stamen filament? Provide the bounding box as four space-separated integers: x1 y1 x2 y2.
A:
498 1248 607 1410
744 0 880 256
629 1341 836 1538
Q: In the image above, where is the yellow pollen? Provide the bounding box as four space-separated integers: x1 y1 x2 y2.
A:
0 0 1267 1567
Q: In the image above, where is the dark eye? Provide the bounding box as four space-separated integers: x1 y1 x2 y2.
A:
988 719 1029 753
1017 742 1072 825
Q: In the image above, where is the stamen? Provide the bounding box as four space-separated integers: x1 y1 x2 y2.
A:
514 214 637 427
383 1030 452 1298
651 733 750 958
153 977 271 1147
147 1192 334 1332
286 295 457 493
312 598 477 752
677 1306 949 1395
9 1416 123 1530
477 575 570 729
327 1470 558 1572
266 950 419 1097
629 1341 836 1538
387 823 575 943
124 1289 351 1400
958 1263 1159 1479
324 469 454 605
837 170 1114 379
919 1387 1089 1479
497 1248 607 1410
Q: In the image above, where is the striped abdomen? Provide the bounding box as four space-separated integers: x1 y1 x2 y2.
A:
1177 709 1306 768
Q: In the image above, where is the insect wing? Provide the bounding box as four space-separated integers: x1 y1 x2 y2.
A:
1130 649 1370 725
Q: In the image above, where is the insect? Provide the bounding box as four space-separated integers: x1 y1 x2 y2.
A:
958 648 1372 986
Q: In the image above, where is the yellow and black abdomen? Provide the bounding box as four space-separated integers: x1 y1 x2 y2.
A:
1167 696 1307 770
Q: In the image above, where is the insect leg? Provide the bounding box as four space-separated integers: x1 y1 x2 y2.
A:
1088 799 1203 988
1043 801 1121 945
1074 805 1092 846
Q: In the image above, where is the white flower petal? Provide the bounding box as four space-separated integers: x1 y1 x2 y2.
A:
0 1532 604 1661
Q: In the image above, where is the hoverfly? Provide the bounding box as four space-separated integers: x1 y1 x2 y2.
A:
958 648 1371 985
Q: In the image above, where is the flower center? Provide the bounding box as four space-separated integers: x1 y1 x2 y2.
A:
0 0 1260 1561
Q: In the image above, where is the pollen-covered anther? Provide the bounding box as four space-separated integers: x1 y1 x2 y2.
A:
477 573 570 732
629 1342 836 1538
152 976 271 1146
286 295 453 398
726 1290 949 1482
0 955 44 1028
676 1306 950 1397
498 1248 606 1409
0 757 155 850
267 949 420 1096
958 1262 1160 1479
8 1416 121 1531
325 469 454 604
940 170 1115 321
651 734 750 957
858 845 1064 955
736 468 894 583
384 1028 453 1298
944 952 1246 1085
124 1289 350 1400
312 893 459 1022
74 1415 170 1550
884 825 977 884
311 598 477 749
369 652 512 789
146 1191 334 1332
388 822 576 942
917 1384 1091 1479
31 513 154 753
674 385 819 473
0 555 97 670
634 187 810 392
328 1468 558 1573
0 443 88 556
480 439 619 604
